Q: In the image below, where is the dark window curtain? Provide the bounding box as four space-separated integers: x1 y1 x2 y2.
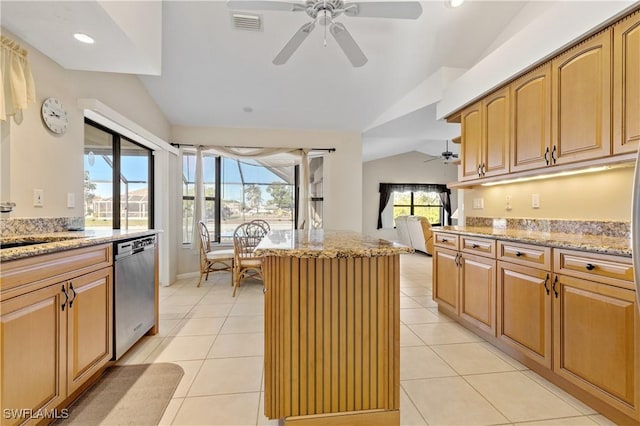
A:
377 183 449 229
439 189 452 225
377 184 393 229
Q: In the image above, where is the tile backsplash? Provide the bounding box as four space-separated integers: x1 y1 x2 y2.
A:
465 216 631 239
0 217 84 237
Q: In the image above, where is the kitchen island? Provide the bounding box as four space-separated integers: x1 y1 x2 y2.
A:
254 230 413 425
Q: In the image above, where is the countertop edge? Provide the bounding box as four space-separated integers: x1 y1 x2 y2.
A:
432 227 632 257
254 246 414 258
1 229 161 262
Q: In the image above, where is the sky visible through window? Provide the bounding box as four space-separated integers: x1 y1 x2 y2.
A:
84 155 149 199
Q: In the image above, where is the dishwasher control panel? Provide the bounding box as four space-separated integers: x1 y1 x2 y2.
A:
116 235 156 256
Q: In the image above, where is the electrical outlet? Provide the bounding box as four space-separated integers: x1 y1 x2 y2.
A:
506 195 512 211
532 193 540 209
67 192 75 208
33 189 44 207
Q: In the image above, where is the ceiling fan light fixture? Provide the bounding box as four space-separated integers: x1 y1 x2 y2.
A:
446 0 464 8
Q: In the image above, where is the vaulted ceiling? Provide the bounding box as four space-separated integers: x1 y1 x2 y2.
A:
2 1 630 161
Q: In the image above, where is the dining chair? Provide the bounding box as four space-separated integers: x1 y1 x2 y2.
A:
250 219 271 232
232 221 267 296
197 221 234 287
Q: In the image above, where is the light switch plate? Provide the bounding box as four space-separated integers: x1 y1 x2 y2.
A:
506 195 512 211
472 198 484 209
67 192 75 208
532 193 540 209
33 189 44 207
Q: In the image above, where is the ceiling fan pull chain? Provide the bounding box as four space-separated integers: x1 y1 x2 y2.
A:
324 12 327 46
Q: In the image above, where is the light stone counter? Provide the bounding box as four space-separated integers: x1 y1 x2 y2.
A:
0 229 160 262
433 226 632 257
254 229 413 258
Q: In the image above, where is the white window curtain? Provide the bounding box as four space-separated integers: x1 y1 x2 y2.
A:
191 146 204 250
1 36 35 121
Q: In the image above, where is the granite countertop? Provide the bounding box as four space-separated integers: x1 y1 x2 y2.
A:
433 226 632 257
1 229 160 262
255 229 414 258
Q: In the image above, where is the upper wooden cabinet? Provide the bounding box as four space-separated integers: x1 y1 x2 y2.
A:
613 11 640 154
510 63 552 172
551 29 612 165
460 87 510 181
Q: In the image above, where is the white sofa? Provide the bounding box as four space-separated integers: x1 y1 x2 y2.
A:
395 215 434 255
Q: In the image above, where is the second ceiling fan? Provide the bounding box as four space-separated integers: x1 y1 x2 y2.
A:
227 0 423 67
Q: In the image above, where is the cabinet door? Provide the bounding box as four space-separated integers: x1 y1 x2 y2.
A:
482 87 510 178
511 63 552 172
66 268 113 395
552 29 612 164
1 284 66 426
433 247 459 317
497 262 552 368
613 11 640 154
460 253 496 335
553 274 638 416
460 103 483 181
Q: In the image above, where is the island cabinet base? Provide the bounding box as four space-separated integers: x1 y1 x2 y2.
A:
263 255 401 424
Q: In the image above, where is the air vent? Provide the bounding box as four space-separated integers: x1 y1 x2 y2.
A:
231 13 263 31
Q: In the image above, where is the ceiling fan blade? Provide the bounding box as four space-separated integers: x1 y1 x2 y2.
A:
227 0 306 12
343 2 423 19
273 21 315 65
329 22 367 67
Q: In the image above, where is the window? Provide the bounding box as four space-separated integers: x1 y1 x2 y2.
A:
84 119 153 230
182 153 295 245
377 183 450 229
392 191 444 226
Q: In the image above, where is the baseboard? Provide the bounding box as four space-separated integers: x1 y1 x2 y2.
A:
176 271 200 280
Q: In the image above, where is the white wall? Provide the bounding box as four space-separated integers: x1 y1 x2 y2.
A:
171 125 363 275
1 29 178 284
362 151 458 242
2 28 170 218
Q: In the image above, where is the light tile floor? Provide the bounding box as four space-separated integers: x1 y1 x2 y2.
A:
117 253 617 426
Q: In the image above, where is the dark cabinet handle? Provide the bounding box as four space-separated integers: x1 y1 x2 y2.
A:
472 244 479 249
552 275 559 298
477 164 482 178
69 283 77 308
543 273 550 295
585 263 595 271
454 253 459 266
482 163 486 176
515 251 523 257
551 146 557 164
544 147 550 165
61 285 68 311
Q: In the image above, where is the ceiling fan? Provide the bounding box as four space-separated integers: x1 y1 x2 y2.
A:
424 140 459 164
227 0 423 67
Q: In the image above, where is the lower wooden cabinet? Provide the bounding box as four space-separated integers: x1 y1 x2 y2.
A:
66 268 113 396
1 284 66 426
497 261 552 368
553 273 638 418
433 247 459 317
0 245 113 426
460 253 496 335
434 235 640 424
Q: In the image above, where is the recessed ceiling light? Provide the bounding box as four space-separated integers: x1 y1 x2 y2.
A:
446 0 464 7
243 106 253 113
73 33 95 44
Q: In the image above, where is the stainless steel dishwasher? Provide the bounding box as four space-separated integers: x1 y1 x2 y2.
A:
113 234 156 360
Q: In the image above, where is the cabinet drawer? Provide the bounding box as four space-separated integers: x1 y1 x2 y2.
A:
554 249 634 289
498 241 551 270
461 236 496 258
0 244 113 299
433 233 459 250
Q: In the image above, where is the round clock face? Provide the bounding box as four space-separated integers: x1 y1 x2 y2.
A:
41 97 69 135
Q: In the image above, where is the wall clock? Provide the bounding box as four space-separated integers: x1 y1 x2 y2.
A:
41 97 69 135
